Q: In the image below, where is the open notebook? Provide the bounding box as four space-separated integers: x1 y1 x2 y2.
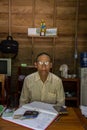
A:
2 101 58 130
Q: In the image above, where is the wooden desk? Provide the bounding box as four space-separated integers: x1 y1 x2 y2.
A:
74 108 87 130
0 108 87 130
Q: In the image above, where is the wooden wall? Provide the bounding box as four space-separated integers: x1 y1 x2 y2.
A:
0 0 87 90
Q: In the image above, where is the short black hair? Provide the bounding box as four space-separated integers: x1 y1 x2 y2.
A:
35 52 52 62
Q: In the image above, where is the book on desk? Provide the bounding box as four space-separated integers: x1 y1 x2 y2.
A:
2 101 59 130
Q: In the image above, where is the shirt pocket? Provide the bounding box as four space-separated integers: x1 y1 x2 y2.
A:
47 92 56 104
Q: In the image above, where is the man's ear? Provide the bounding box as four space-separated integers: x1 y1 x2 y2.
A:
34 62 37 68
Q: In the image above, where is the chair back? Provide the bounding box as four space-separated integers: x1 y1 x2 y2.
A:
0 74 6 104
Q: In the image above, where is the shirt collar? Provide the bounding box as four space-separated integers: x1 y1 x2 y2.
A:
35 72 51 82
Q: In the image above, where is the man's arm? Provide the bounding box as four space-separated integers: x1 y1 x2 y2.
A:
56 79 65 106
19 78 31 107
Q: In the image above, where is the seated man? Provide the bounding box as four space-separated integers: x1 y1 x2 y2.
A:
19 52 65 107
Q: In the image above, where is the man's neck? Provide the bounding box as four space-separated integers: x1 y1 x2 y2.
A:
41 77 47 83
40 74 48 83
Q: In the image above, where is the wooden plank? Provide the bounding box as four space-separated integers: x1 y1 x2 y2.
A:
0 0 87 80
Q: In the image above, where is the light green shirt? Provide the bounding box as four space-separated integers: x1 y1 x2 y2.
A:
19 72 65 107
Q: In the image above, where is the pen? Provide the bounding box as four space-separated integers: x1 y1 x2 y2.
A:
55 115 62 122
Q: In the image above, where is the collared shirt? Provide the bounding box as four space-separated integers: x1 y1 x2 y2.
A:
19 72 65 107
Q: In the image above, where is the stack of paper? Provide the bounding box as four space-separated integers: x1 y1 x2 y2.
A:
80 105 87 118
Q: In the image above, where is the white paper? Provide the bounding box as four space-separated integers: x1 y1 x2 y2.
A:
23 101 58 115
2 101 58 130
28 28 40 36
46 28 57 36
28 28 37 35
80 105 87 118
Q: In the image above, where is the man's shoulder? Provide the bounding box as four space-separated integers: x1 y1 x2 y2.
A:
25 72 38 79
50 72 62 81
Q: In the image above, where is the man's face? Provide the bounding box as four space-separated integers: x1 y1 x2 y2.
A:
35 54 52 76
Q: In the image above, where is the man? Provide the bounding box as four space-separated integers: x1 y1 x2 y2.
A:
19 52 65 107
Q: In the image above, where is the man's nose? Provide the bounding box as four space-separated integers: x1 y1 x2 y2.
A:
41 64 47 69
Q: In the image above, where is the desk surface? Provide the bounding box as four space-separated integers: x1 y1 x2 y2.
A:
0 107 87 130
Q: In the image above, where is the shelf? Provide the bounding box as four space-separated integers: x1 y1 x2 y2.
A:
65 97 78 100
28 35 57 38
62 78 79 82
62 78 80 107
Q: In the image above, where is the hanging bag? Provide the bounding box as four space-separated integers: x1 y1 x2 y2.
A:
0 36 18 54
0 0 19 58
0 36 19 58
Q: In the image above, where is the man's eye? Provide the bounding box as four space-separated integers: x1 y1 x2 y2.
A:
39 61 43 65
38 61 50 65
45 62 49 65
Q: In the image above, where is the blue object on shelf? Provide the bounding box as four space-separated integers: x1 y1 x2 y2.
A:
80 52 87 67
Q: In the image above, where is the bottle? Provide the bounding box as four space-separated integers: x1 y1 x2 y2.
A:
40 19 46 36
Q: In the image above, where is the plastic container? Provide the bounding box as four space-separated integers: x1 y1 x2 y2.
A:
80 52 87 67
